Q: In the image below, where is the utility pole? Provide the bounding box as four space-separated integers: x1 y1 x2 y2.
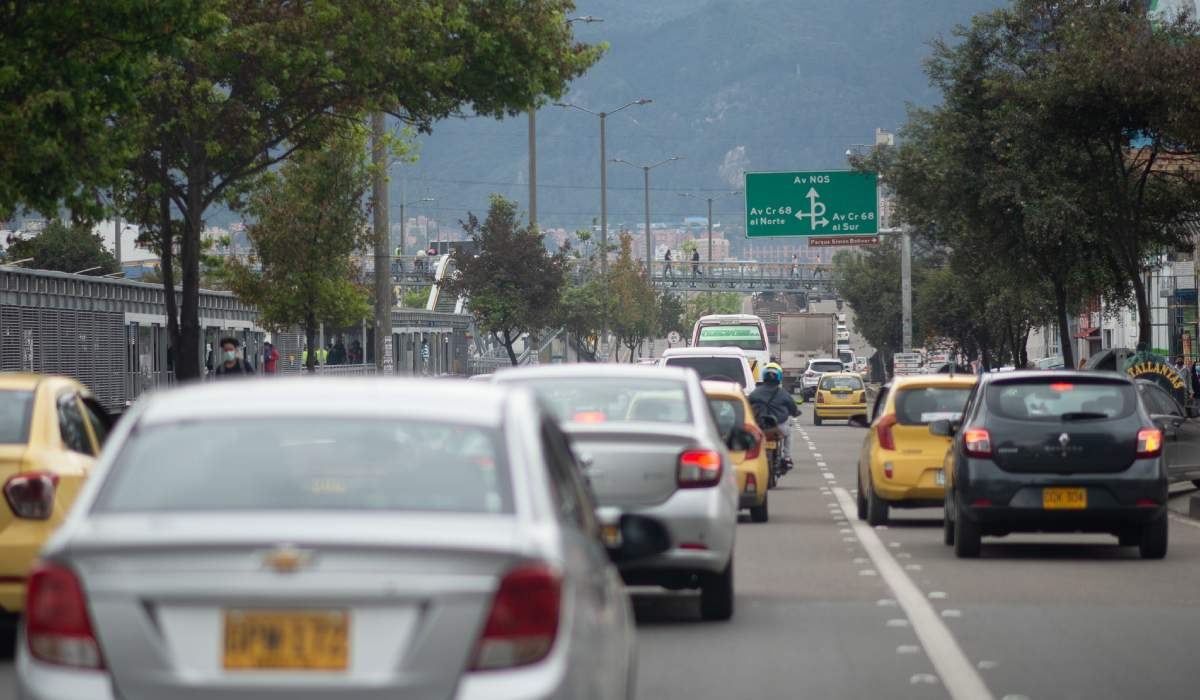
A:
113 217 121 269
528 109 537 229
613 155 682 271
371 111 393 374
901 228 913 352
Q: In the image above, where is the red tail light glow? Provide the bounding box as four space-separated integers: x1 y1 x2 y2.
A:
964 428 993 458
1136 498 1160 508
677 449 722 488
876 414 898 451
970 498 993 507
1049 383 1074 392
5 472 59 520
745 473 758 494
1136 428 1163 458
471 565 561 671
743 423 764 460
571 411 607 424
26 563 103 669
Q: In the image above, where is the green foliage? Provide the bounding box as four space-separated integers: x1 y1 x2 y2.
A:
0 0 208 221
558 277 608 361
446 196 567 365
609 232 659 362
833 241 919 365
5 221 117 275
228 127 373 371
400 288 429 309
681 292 743 335
106 0 601 380
657 291 687 339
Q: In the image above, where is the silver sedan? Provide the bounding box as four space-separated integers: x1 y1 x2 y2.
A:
18 379 638 700
494 365 741 621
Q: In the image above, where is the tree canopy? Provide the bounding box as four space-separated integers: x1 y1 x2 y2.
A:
4 221 117 276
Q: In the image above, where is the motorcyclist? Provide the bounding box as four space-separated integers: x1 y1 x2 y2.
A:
749 362 799 471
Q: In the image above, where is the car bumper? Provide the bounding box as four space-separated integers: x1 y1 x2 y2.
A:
814 403 866 418
873 458 946 503
614 485 737 581
956 457 1169 533
17 637 114 700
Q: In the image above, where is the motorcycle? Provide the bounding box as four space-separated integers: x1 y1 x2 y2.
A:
763 424 788 488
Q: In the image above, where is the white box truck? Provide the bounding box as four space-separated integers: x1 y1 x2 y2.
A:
776 312 838 393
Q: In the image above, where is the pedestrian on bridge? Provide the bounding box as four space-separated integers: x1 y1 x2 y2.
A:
692 248 701 276
664 249 673 277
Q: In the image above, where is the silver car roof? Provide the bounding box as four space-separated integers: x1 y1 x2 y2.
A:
493 363 697 382
134 377 517 427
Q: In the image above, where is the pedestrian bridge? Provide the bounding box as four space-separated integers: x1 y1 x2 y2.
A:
646 261 836 294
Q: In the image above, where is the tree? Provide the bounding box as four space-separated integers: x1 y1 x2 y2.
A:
657 291 687 340
681 292 743 335
609 232 659 362
558 277 608 361
446 196 567 365
117 0 601 380
6 221 117 276
833 240 926 368
228 128 373 372
400 288 429 309
0 1 206 221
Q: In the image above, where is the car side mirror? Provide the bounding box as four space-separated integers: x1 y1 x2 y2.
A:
929 419 957 437
725 426 757 452
595 509 671 562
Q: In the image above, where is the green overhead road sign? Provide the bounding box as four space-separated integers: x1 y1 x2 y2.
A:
744 170 878 237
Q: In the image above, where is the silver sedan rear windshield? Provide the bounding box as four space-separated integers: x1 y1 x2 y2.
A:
94 419 512 514
986 380 1135 422
523 378 693 425
665 357 747 387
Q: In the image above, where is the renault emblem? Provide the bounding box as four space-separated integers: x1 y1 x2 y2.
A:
1058 432 1071 458
262 545 313 574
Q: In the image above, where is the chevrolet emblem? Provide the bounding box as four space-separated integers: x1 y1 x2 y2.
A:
261 545 313 574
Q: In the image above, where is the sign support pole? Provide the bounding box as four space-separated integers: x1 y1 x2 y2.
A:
901 227 913 353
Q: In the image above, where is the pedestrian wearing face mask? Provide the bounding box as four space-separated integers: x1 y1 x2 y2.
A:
211 337 255 378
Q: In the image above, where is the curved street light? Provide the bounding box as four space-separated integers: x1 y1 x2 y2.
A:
610 156 683 269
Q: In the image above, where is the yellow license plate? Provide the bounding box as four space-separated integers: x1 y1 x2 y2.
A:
224 610 349 671
765 441 779 449
1043 488 1087 510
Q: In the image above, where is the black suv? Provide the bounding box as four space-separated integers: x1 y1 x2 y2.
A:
937 371 1168 559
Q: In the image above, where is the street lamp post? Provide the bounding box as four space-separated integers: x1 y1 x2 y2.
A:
679 190 740 266
612 156 682 271
555 98 652 359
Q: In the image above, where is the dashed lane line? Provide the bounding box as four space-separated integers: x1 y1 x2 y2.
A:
832 486 996 700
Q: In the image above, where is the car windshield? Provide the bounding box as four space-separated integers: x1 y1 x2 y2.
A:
811 361 844 374
521 378 692 425
94 419 512 514
986 380 1135 422
706 397 745 438
894 386 973 425
820 376 863 391
696 323 765 351
665 356 747 386
0 390 35 444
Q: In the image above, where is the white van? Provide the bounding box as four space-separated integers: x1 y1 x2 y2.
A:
690 314 770 381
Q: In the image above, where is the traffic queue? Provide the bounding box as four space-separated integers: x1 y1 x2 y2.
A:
4 309 1193 699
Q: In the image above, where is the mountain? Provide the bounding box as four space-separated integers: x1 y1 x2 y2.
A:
394 0 1006 236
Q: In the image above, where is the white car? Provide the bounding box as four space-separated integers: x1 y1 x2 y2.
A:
18 379 642 700
801 357 847 399
658 346 756 391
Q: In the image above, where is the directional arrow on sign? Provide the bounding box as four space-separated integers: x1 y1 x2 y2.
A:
795 187 829 231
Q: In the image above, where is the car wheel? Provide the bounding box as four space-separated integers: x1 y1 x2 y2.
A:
1139 514 1168 560
1192 479 1200 490
814 412 823 426
767 468 777 489
942 490 955 546
953 495 981 558
700 559 734 621
866 482 889 527
750 494 769 523
856 472 868 520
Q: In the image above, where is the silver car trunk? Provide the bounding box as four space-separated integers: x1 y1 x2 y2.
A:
64 513 526 700
563 423 700 507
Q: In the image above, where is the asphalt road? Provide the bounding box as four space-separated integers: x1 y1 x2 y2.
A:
3 420 1199 699
634 419 1200 700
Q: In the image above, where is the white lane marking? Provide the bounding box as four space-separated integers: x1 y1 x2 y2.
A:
977 661 998 670
905 564 923 571
833 487 996 700
876 598 897 607
941 609 962 619
888 542 902 548
814 453 823 458
896 552 913 559
897 644 920 654
911 674 940 685
886 618 910 628
929 591 947 600
859 569 878 576
817 461 828 467
824 473 837 480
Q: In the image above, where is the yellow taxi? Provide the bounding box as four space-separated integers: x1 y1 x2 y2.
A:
855 374 977 526
813 372 868 425
0 374 110 614
702 381 770 522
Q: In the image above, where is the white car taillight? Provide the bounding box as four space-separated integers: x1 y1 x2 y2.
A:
5 472 59 520
26 563 104 669
470 565 561 671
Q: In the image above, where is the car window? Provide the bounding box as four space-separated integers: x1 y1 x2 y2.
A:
838 350 853 364
665 357 748 387
80 397 111 448
57 393 92 454
706 397 744 438
95 418 513 514
0 390 35 444
819 376 863 390
1140 383 1182 417
894 387 973 425
986 380 1135 422
521 378 693 425
540 420 595 532
695 323 765 351
811 361 844 374
871 387 890 422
